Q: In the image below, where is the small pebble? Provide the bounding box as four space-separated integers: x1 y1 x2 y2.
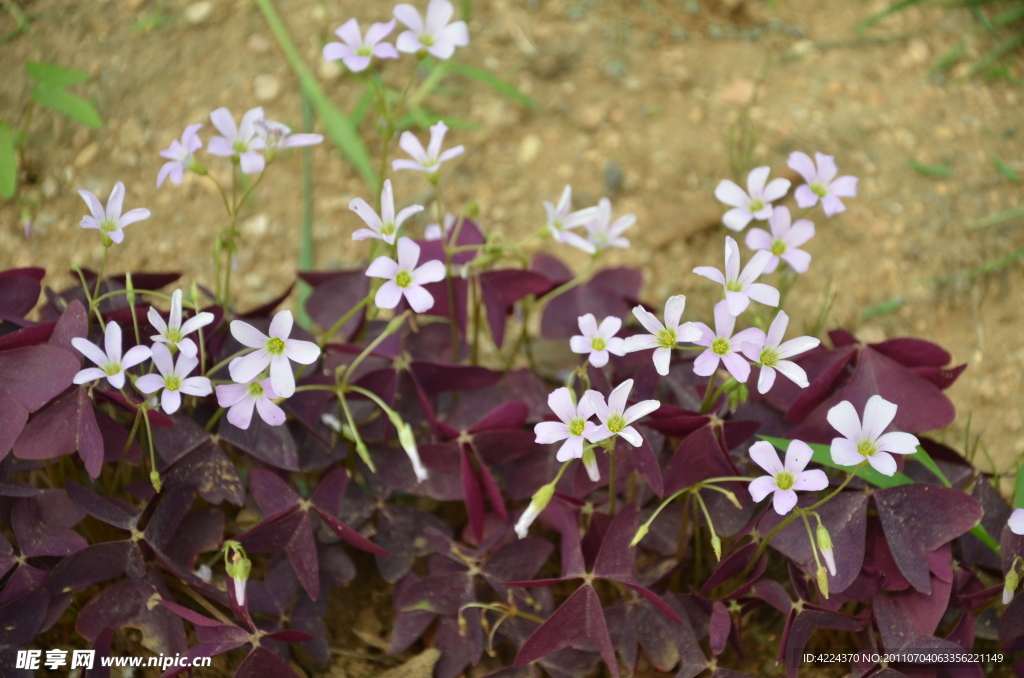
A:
75 142 100 168
253 74 281 102
184 1 213 25
517 134 541 165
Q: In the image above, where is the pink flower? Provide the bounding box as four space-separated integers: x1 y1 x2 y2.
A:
322 18 399 73
148 288 214 358
256 120 322 159
739 311 819 394
207 107 266 174
692 300 765 383
534 387 598 463
135 343 212 414
78 181 151 245
157 124 204 188
394 0 469 60
365 237 446 312
228 310 321 399
714 166 791 232
745 206 815 274
787 151 858 217
694 236 779 316
391 121 464 176
71 321 151 389
585 379 660 447
583 197 635 252
570 314 626 368
623 296 701 376
349 180 424 245
1009 509 1024 535
827 395 920 476
215 377 285 430
544 185 599 253
425 213 456 241
748 440 828 515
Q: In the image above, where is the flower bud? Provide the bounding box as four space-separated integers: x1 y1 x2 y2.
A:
125 272 136 306
710 535 722 561
630 523 650 548
816 565 830 599
149 470 162 493
224 542 251 607
581 448 600 482
515 482 555 539
1005 565 1020 606
398 422 428 483
816 523 836 577
385 313 408 335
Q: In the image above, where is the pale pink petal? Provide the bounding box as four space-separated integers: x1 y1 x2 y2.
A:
597 316 622 339
106 371 126 389
180 312 214 336
773 489 798 515
570 336 592 354
875 431 920 456
366 256 399 279
786 219 815 248
624 334 658 352
589 350 609 367
78 189 105 222
773 360 809 388
631 306 664 335
256 396 287 426
678 322 703 343
403 284 435 313
209 107 238 140
560 230 596 254
653 347 672 375
793 469 829 492
229 349 271 384
664 295 687 329
777 335 819 359
748 475 778 503
227 398 256 430
749 441 783 475
576 394 596 421
862 395 898 442
535 421 570 444
135 374 165 394
118 208 150 228
745 282 780 308
71 337 109 368
437 145 464 163
724 236 741 281
1008 509 1024 535
230 320 269 348
426 121 449 161
829 175 858 197
323 42 353 62
721 352 751 382
761 255 780 274
821 195 846 217
757 365 776 394
395 204 424 228
693 266 726 285
269 355 295 398
374 281 403 309
216 383 249 408
180 377 212 397
585 390 609 423
714 179 750 208
765 310 788 348
692 350 720 377
815 153 838 184
425 0 454 34
762 178 791 204
285 339 320 364
780 249 811 273
577 313 598 338
269 310 293 340
349 197 383 231
787 151 817 183
829 437 863 467
556 435 584 462
412 259 446 285
397 131 427 163
746 166 770 198
783 439 814 474
739 249 773 285
794 184 818 208
238 151 265 175
713 301 736 338
606 337 626 356
343 55 373 72
395 31 423 54
105 182 126 221
396 237 421 270
745 227 774 252
161 388 182 415
618 425 643 447
156 163 176 188
107 228 125 244
365 19 396 46
604 380 630 415
866 451 897 476
723 208 754 232
73 367 106 384
724 291 750 317
440 20 469 47
206 137 234 157
150 343 174 376
335 17 362 46
104 321 123 362
827 401 862 441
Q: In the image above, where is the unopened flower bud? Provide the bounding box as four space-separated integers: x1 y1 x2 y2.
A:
630 523 650 548
224 542 251 607
125 272 136 306
397 421 428 483
581 448 600 482
386 313 408 335
149 470 162 493
321 413 342 432
817 565 830 599
194 564 213 583
710 535 722 561
1004 569 1019 605
515 482 555 539
816 523 836 576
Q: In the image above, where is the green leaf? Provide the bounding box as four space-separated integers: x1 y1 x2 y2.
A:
449 62 536 109
25 61 91 88
991 155 1020 182
255 0 378 192
908 158 951 177
0 121 16 199
762 435 1000 556
30 85 102 128
1014 465 1024 509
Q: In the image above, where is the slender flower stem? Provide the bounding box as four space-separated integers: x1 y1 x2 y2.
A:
699 374 718 414
204 407 225 432
205 348 255 379
607 444 617 515
341 311 410 389
92 247 109 304
90 288 174 306
318 295 372 349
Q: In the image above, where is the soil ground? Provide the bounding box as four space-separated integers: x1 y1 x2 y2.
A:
2 0 1024 674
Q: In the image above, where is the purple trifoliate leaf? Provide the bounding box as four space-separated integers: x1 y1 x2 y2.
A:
299 269 368 340
162 442 245 506
478 269 552 347
45 541 145 594
0 345 80 460
65 480 141 530
11 490 87 557
14 386 104 478
219 413 299 470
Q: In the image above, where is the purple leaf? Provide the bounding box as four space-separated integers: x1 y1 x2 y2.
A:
436 610 484 678
144 486 196 550
515 584 620 678
242 510 321 600
14 386 104 478
219 414 299 471
300 269 369 340
236 284 295 319
76 576 188 655
163 506 224 574
11 490 88 557
961 476 1008 570
625 431 664 498
0 346 80 460
235 646 302 678
314 507 390 556
389 573 437 654
0 269 42 319
410 361 501 394
873 594 981 675
889 574 953 637
868 338 950 368
45 541 145 593
779 345 857 423
782 609 861 678
478 270 551 347
152 412 215 465
47 300 87 356
874 485 982 594
248 469 301 520
162 442 245 506
541 267 643 339
375 504 453 583
0 322 56 351
65 481 141 530
0 589 50 651
462 445 488 542
637 599 681 671
709 601 731 657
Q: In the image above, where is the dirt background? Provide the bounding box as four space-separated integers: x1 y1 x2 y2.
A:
3 0 1024 535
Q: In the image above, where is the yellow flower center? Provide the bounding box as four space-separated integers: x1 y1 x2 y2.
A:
103 361 122 376
607 413 627 434
725 280 744 292
356 45 373 56
166 328 184 343
420 34 436 47
759 347 780 367
395 270 413 288
165 374 182 391
771 239 787 256
811 182 828 198
655 327 677 349
775 470 795 490
266 337 287 356
590 337 607 351
247 382 265 398
380 222 396 237
567 417 586 437
857 440 877 457
749 198 765 213
100 218 119 233
712 337 731 356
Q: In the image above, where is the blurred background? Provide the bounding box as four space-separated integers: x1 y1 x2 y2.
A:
1 0 1022 474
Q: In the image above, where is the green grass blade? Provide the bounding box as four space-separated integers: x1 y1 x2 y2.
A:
0 121 16 198
350 89 373 127
1014 465 1024 508
296 93 314 332
858 0 926 30
449 62 536 108
965 206 1024 230
991 155 1020 182
30 85 102 128
255 0 378 192
908 158 951 177
859 296 906 322
25 61 91 87
762 435 1000 556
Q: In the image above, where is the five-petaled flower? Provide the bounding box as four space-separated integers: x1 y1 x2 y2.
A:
394 0 469 60
788 151 858 217
135 343 212 415
228 310 321 399
623 295 702 376
543 185 599 252
215 377 285 430
256 120 323 161
365 237 446 313
391 121 464 177
692 300 766 384
585 379 660 447
349 180 424 245
583 197 635 252
745 206 815 274
148 288 214 358
72 321 152 389
207 107 266 174
739 310 819 394
748 440 828 515
534 387 598 463
694 236 779 316
714 166 791 232
570 314 626 368
827 395 920 476
78 181 152 246
157 124 204 188
322 18 399 72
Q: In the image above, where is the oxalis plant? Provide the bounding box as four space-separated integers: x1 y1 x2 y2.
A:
2 2 1024 678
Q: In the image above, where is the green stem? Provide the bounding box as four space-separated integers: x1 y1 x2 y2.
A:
607 444 617 515
341 311 409 389
92 247 109 304
318 295 371 349
206 348 255 378
699 374 718 414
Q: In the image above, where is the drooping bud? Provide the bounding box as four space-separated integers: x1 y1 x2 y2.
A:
630 523 650 548
125 272 136 306
816 522 836 576
710 535 722 561
816 565 830 599
515 482 555 539
1004 567 1019 606
397 421 428 483
224 541 252 607
149 470 162 493
581 447 600 482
